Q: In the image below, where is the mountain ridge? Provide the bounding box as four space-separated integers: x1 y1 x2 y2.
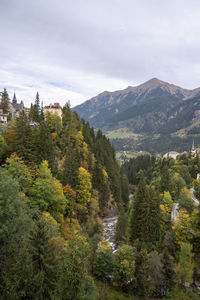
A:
73 78 200 153
73 78 200 126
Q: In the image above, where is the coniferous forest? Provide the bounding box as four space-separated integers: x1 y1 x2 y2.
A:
1 91 200 299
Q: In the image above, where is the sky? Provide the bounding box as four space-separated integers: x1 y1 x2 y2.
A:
0 0 200 108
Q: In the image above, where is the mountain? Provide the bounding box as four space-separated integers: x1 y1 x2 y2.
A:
73 78 200 154
74 78 200 126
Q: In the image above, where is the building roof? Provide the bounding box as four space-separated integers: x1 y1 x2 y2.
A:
12 92 17 104
168 151 179 155
44 103 62 109
12 102 24 111
10 92 24 111
163 151 180 158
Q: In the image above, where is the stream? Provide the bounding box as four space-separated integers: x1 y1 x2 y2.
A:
171 187 199 222
190 187 200 206
102 216 118 251
171 202 179 223
102 188 200 247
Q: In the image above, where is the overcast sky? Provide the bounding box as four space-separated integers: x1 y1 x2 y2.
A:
0 0 200 107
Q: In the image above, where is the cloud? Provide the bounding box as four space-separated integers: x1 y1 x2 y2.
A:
0 0 200 107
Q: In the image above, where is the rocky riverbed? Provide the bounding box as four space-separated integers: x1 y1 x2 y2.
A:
102 216 118 251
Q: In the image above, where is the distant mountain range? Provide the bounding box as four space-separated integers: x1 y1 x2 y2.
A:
73 78 200 154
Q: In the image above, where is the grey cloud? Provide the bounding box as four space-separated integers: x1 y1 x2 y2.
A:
0 0 200 106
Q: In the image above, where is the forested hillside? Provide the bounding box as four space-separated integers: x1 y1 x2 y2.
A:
0 92 130 299
1 91 200 299
117 153 200 298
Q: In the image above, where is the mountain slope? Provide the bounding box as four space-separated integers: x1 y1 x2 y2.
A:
73 78 200 153
73 78 200 129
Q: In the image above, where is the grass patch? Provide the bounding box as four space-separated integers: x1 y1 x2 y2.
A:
116 151 151 159
106 129 139 139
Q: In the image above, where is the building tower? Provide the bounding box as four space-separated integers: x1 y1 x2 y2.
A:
12 92 17 104
192 139 195 151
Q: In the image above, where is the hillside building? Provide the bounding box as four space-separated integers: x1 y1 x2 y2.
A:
9 93 25 119
0 106 8 125
44 103 62 118
191 140 200 156
163 151 180 160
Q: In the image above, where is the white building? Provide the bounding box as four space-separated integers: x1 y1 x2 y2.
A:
163 151 180 160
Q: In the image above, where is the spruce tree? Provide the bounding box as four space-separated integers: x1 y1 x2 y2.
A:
29 103 34 120
62 143 81 188
129 175 149 243
148 186 161 245
30 217 59 299
13 112 36 165
160 166 170 193
32 91 40 122
176 242 194 287
135 248 150 295
0 88 10 113
40 101 44 121
93 163 110 211
115 209 127 246
121 173 129 209
56 235 95 300
35 121 56 170
129 177 161 246
161 248 175 292
0 169 34 299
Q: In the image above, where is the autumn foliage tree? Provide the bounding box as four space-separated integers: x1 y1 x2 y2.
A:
172 209 192 245
30 161 66 216
76 166 92 221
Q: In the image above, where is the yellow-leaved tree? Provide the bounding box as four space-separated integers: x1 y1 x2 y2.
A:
30 161 66 217
172 209 192 245
76 167 92 221
160 191 173 221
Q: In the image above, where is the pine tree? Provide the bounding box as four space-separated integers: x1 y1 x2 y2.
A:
35 121 56 170
129 175 149 243
29 103 34 120
148 186 161 245
160 166 170 193
32 91 40 122
129 178 161 246
121 173 129 209
62 102 72 128
12 112 36 164
135 248 150 295
62 143 81 188
0 88 10 113
161 248 175 292
176 242 194 287
115 209 127 246
56 235 95 300
93 163 110 211
30 217 59 299
40 101 44 121
0 169 34 299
